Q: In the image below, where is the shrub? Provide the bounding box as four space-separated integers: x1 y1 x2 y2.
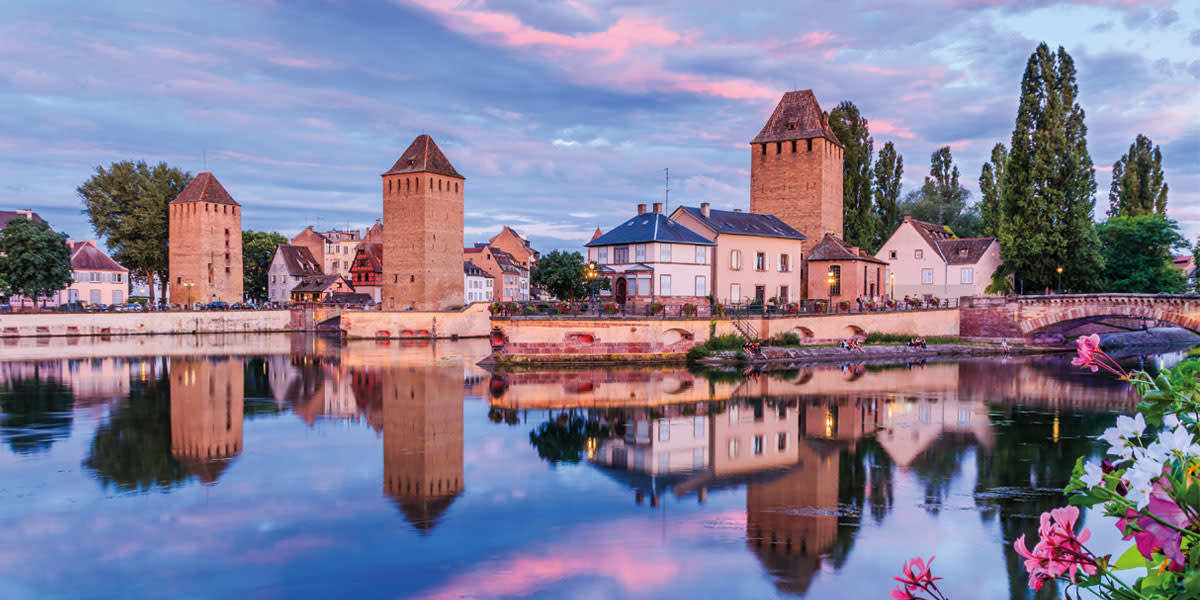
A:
785 302 799 315
713 303 725 317
602 302 618 315
682 303 697 317
686 345 709 361
506 301 520 314
649 302 664 315
770 332 802 347
864 332 960 345
705 333 746 351
489 301 504 315
522 304 537 316
537 301 551 312
733 350 747 361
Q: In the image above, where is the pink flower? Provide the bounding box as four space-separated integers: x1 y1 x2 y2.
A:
1071 334 1101 371
1116 480 1190 571
1014 506 1098 591
891 555 942 599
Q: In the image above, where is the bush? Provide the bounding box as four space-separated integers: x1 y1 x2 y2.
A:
864 332 960 345
682 303 696 317
686 345 709 361
733 350 747 361
649 302 664 315
713 303 725 317
705 333 746 352
522 304 537 316
770 332 802 347
602 302 618 315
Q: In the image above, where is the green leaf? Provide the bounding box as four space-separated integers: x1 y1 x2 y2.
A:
1113 543 1147 570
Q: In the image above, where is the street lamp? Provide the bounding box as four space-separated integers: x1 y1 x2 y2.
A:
182 282 194 309
889 272 895 301
826 269 836 309
585 262 597 315
1056 266 1063 295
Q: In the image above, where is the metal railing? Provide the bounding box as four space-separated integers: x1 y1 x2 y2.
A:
490 296 959 320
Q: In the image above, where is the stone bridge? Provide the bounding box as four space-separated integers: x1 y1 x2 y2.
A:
960 294 1200 344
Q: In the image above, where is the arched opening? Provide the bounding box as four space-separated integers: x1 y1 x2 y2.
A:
846 325 865 338
662 328 694 346
792 326 814 339
614 278 628 304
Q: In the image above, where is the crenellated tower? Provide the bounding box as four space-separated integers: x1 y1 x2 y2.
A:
168 172 243 305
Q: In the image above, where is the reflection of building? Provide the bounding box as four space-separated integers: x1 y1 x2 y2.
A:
593 409 711 476
170 357 244 483
383 365 463 533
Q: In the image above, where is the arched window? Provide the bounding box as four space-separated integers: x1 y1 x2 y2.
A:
438 179 442 191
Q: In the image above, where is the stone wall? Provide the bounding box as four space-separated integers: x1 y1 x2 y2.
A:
749 136 844 251
0 310 293 338
168 199 243 304
339 302 491 339
381 171 464 311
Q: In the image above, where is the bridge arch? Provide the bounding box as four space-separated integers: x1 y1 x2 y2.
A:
1018 295 1200 337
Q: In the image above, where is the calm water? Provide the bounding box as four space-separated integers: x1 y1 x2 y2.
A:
0 334 1185 599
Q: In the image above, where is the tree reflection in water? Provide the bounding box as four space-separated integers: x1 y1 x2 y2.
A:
0 365 74 454
529 414 609 464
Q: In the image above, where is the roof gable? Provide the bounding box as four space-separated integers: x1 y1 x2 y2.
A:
382 134 463 179
936 238 997 265
171 172 239 206
586 213 714 247
70 241 127 272
751 90 842 147
274 244 323 276
675 206 806 240
807 233 887 264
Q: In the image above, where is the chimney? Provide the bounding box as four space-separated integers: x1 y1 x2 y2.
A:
17 209 31 220
652 202 663 213
733 208 743 213
700 202 710 218
637 203 647 215
903 215 912 222
90 239 97 246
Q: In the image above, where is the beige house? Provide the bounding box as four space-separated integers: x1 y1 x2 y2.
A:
51 240 130 307
671 203 805 305
875 216 1002 300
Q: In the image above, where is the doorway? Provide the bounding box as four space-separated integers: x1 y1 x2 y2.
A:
615 277 627 304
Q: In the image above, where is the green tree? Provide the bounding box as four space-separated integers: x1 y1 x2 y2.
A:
242 231 287 303
77 161 191 304
898 147 983 238
829 101 877 250
1096 214 1187 293
531 250 588 301
978 143 1007 237
872 141 904 250
0 217 73 310
996 43 1103 294
1108 133 1168 217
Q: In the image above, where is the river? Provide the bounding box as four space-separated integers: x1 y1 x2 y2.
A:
0 334 1186 599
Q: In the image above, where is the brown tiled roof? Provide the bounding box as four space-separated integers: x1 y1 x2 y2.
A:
0 210 45 228
70 241 127 272
907 217 955 242
275 244 322 276
171 172 239 206
362 220 383 244
382 134 463 179
464 261 494 278
293 274 350 293
807 233 887 264
936 238 996 265
750 90 842 147
676 206 805 240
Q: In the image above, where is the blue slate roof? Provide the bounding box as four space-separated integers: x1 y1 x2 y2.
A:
585 212 715 247
676 206 806 240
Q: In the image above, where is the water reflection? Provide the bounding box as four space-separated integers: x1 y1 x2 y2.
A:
0 335 1163 599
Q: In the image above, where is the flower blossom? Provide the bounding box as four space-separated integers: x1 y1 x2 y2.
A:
1080 460 1104 489
1014 506 1098 591
1116 479 1190 571
1071 334 1101 371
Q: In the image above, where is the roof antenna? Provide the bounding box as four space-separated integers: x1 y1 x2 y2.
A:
664 168 670 214
203 149 206 171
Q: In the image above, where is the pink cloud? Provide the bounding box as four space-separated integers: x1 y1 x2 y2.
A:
871 119 916 140
215 37 337 69
148 46 225 65
215 150 371 171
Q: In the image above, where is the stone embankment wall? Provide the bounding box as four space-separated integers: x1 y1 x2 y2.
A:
0 310 294 338
339 303 491 339
492 309 960 362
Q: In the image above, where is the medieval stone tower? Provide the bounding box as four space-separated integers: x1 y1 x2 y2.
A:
168 172 243 305
381 134 464 311
383 364 463 534
749 90 844 252
170 356 244 484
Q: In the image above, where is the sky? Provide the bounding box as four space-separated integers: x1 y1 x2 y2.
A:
1 0 1197 254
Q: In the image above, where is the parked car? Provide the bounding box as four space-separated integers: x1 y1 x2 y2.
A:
204 301 230 311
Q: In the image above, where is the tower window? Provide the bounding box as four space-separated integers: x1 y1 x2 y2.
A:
407 178 411 191
791 140 796 152
776 142 781 154
410 275 414 282
760 144 766 155
455 182 458 193
807 139 813 151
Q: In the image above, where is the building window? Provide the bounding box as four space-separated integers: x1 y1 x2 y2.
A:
779 254 789 272
730 283 741 303
915 249 924 259
777 433 787 451
659 421 670 441
729 439 739 458
598 247 608 264
961 268 974 284
112 290 123 304
959 248 969 257
89 272 99 282
694 246 706 264
923 268 934 284
614 246 629 263
807 139 813 151
828 265 841 296
889 250 897 260
659 274 671 296
730 249 741 270
753 435 764 455
755 252 766 271
660 244 671 262
695 275 706 297
780 286 789 301
635 244 645 262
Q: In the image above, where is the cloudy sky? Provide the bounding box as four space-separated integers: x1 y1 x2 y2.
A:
2 0 1197 252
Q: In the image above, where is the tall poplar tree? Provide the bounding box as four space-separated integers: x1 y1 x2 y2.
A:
978 143 1007 237
1108 133 1168 217
829 101 877 250
872 141 904 250
996 43 1103 293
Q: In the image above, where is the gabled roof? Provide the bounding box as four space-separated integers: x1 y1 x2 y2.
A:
675 206 806 240
327 292 374 305
352 242 382 273
903 217 996 265
464 261 494 278
807 233 887 264
275 244 322 276
382 134 463 179
70 240 127 272
362 220 383 244
751 90 842 147
292 274 350 293
591 227 603 241
586 212 715 247
171 172 239 206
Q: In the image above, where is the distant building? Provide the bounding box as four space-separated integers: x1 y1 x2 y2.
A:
464 244 527 302
381 134 464 311
488 226 539 270
749 90 844 255
362 219 383 245
290 226 362 277
350 242 383 303
585 203 715 310
0 209 45 227
267 244 322 304
168 172 244 305
671 202 806 305
805 234 886 303
51 240 130 307
875 216 1001 299
463 261 494 304
290 274 354 303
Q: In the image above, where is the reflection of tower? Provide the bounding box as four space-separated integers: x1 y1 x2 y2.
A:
746 439 840 596
383 365 463 533
170 357 244 484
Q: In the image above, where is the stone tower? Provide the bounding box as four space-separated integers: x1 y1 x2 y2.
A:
168 172 244 305
749 90 844 251
382 364 463 533
381 135 464 311
170 357 244 484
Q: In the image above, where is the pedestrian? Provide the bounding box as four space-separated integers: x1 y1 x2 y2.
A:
857 296 863 312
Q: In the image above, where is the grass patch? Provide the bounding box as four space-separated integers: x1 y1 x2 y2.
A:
768 332 802 347
865 332 961 345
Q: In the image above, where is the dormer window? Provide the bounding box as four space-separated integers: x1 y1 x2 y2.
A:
959 248 969 257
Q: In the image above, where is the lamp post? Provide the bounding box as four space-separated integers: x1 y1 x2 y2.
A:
889 272 895 301
182 282 194 310
826 269 836 310
1056 266 1063 295
585 262 597 315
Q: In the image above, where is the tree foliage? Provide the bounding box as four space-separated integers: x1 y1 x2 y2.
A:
0 369 74 454
528 415 608 464
243 231 288 303
898 147 983 238
1108 133 1168 218
872 141 904 251
995 43 1103 293
77 161 191 303
0 217 73 308
829 101 877 250
1096 214 1187 293
531 250 609 301
978 143 1007 238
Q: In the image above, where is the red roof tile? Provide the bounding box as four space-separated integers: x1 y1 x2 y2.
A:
171 172 239 206
382 134 463 179
751 90 842 147
807 233 887 264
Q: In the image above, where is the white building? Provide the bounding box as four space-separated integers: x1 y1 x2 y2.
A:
267 244 322 304
464 261 495 304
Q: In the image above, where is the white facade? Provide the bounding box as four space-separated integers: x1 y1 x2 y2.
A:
464 272 494 304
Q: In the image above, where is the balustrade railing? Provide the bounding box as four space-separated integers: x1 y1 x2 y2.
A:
490 296 958 320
